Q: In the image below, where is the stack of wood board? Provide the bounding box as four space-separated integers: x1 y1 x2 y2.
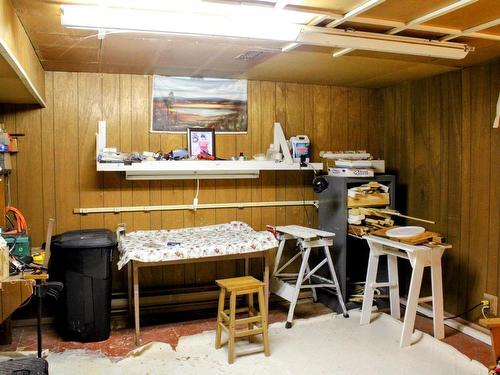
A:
347 181 390 207
348 207 394 236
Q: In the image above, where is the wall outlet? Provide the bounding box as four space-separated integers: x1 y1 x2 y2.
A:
484 293 498 316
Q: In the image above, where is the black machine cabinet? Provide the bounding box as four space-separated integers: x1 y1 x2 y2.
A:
317 174 396 311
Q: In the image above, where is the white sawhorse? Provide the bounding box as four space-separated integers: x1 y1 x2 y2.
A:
271 225 349 328
360 235 451 347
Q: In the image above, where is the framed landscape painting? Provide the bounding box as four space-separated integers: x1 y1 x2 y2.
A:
151 76 247 133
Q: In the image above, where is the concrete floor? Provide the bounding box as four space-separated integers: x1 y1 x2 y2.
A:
0 300 493 367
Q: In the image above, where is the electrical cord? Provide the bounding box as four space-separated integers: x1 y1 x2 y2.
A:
193 178 200 210
401 301 485 321
482 305 489 320
443 302 483 320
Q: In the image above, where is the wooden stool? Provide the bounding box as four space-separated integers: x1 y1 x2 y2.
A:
215 276 270 364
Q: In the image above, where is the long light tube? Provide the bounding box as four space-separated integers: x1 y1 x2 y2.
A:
61 4 305 42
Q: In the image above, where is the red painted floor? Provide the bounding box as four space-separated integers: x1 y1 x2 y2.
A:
0 301 493 367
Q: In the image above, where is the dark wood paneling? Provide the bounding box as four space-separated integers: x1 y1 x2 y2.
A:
379 59 500 319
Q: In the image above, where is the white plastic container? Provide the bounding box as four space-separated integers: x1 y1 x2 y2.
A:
290 135 310 163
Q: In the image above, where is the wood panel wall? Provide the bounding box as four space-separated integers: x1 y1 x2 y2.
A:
0 71 380 294
379 59 500 320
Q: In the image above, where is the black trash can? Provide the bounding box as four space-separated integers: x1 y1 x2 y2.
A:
48 229 117 342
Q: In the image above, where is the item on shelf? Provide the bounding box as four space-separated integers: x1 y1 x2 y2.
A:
187 127 216 158
329 167 374 177
266 144 276 160
163 148 189 160
238 152 247 161
253 153 266 161
335 159 385 173
289 135 310 163
197 152 216 160
320 150 372 160
347 182 389 206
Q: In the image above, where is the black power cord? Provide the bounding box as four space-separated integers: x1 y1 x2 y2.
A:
402 301 485 321
443 302 483 320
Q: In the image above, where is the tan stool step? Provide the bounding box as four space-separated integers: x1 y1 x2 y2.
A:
215 276 270 364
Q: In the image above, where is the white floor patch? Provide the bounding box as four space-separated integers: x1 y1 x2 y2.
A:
40 311 489 374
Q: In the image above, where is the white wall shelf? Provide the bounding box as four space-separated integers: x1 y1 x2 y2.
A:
97 160 322 180
96 121 321 180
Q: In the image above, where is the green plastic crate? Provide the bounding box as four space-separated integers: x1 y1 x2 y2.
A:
3 234 31 257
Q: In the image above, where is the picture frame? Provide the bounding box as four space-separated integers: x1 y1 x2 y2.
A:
151 75 248 133
187 128 216 157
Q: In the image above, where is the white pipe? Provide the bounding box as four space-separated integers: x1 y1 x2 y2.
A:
74 200 319 214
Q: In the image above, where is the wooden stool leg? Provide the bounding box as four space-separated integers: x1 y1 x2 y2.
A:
228 292 237 364
387 254 401 320
361 244 381 325
247 292 255 343
400 255 425 347
257 287 271 357
430 248 445 340
215 288 226 349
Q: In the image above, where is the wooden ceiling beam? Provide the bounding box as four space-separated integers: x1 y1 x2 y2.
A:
325 0 385 28
333 0 479 57
440 18 500 41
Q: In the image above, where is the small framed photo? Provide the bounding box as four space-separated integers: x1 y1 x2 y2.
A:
187 128 216 157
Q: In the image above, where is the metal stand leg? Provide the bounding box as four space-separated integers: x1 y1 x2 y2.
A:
35 283 42 358
303 253 317 303
286 246 311 329
273 238 286 275
323 245 348 317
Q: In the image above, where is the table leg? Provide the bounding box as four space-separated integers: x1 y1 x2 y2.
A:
245 257 250 275
387 254 401 320
360 246 380 325
133 261 141 346
431 248 445 340
264 251 270 311
127 262 133 325
400 257 425 347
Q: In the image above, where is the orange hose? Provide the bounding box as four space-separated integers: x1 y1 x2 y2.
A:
4 206 28 235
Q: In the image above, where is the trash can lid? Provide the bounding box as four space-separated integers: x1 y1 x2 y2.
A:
51 229 117 249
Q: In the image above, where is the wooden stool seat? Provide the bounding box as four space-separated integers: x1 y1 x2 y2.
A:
215 276 270 364
216 276 265 292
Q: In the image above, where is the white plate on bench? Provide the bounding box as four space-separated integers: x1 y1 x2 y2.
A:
386 226 425 238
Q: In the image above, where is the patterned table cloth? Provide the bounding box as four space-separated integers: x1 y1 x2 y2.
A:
117 221 278 270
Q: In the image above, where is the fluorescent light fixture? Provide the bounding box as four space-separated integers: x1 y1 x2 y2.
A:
60 4 312 42
301 26 469 59
126 170 260 180
326 0 385 28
